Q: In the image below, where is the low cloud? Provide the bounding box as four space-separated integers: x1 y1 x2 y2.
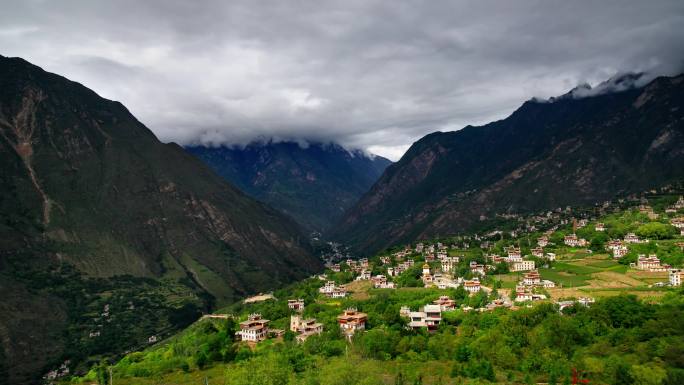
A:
1 0 683 160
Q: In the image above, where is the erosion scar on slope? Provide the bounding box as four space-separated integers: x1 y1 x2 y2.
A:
0 90 52 225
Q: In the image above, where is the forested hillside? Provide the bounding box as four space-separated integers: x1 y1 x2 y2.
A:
0 55 321 384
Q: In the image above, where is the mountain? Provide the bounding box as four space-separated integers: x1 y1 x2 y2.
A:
0 55 321 384
185 142 391 232
333 74 684 254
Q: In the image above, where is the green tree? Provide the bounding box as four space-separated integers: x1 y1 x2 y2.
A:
95 360 110 385
636 223 676 240
630 363 667 385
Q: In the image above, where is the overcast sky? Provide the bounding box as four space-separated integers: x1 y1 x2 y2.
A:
1 1 683 160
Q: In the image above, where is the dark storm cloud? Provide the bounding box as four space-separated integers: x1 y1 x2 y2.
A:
1 0 683 160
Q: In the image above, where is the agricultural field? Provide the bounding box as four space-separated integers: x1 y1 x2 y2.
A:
492 251 675 301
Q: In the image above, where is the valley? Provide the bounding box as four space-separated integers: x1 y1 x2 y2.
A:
63 190 684 384
3 3 684 385
186 142 391 232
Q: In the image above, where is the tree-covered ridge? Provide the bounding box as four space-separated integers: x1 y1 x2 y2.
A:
67 192 684 385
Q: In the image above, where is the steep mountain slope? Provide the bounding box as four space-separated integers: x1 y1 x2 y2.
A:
0 55 321 384
333 74 684 254
186 142 391 231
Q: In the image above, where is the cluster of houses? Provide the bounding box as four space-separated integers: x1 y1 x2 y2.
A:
663 196 684 215
235 300 370 344
306 194 684 344
557 297 596 311
605 233 650 259
387 258 415 277
564 233 588 247
487 247 539 272
511 268 556 302
319 281 347 298
515 286 547 302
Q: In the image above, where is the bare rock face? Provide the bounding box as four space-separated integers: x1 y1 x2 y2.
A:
333 74 684 254
0 55 321 384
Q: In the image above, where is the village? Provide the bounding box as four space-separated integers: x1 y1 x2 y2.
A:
66 189 684 385
230 192 684 346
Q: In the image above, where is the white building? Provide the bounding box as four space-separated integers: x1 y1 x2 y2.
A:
319 280 337 294
537 236 549 247
624 233 643 244
237 314 270 342
675 196 684 210
511 260 535 272
463 278 481 293
441 256 459 273
355 270 371 281
506 247 522 261
408 304 442 331
288 299 305 312
635 254 667 272
522 270 541 286
613 245 629 259
669 269 683 287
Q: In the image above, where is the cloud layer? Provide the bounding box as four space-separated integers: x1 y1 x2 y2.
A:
1 0 683 160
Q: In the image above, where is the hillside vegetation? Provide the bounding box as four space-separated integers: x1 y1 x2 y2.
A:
0 55 320 384
67 191 684 384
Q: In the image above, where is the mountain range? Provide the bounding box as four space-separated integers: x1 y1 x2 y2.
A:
333 73 684 254
186 142 391 232
0 55 321 384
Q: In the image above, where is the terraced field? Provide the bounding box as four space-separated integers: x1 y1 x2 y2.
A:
547 256 669 300
496 253 672 301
